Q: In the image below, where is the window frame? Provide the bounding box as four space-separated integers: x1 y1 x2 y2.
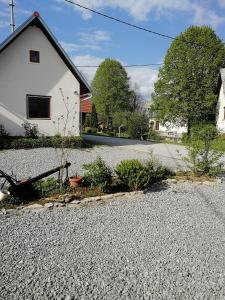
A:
155 121 160 131
26 95 51 120
29 50 40 63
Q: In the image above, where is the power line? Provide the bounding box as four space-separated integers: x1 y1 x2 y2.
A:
64 0 225 48
76 63 162 68
64 0 175 40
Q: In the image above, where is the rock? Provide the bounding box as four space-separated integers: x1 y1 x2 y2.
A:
166 179 177 184
1 208 7 215
100 194 114 200
44 203 54 209
203 181 216 186
70 200 81 205
24 204 43 210
83 196 101 203
64 195 75 203
54 202 65 207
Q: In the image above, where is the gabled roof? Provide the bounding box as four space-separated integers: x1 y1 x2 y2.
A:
0 12 91 95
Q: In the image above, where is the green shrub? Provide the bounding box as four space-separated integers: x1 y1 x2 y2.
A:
182 124 223 176
84 127 92 134
115 156 173 191
147 129 162 141
83 157 112 192
0 136 84 150
115 159 148 191
91 127 97 134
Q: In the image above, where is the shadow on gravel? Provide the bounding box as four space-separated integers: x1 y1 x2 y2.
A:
144 182 169 193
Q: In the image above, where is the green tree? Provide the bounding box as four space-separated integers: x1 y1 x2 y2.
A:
92 58 131 127
151 26 225 133
127 111 149 139
91 104 98 128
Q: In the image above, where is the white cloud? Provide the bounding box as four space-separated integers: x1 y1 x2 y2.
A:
72 54 158 99
61 30 111 53
61 41 101 52
60 0 225 28
79 30 111 43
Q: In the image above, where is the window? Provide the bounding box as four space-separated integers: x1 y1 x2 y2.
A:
155 121 160 130
27 95 51 119
29 50 40 63
224 107 225 119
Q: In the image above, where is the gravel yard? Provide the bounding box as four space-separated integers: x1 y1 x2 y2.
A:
1 182 225 299
0 145 182 182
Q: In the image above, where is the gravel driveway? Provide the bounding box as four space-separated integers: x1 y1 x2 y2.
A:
1 182 225 299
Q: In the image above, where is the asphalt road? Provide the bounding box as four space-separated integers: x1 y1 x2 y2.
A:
83 134 187 169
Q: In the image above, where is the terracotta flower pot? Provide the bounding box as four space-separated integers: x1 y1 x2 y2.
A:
69 176 83 187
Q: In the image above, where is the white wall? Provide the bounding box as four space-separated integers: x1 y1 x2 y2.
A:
216 84 225 133
0 25 80 136
149 119 187 137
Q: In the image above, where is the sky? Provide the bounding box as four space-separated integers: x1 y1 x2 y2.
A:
1 0 225 100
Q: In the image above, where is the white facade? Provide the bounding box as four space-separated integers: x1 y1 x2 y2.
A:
0 14 90 136
216 69 225 133
149 119 187 138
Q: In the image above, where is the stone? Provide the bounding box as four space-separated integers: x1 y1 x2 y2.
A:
54 202 65 208
70 200 81 205
44 203 54 209
24 204 43 210
203 181 216 186
64 195 75 203
83 196 101 203
166 179 177 184
1 208 7 215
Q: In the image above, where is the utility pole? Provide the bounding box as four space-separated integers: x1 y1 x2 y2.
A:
9 0 15 33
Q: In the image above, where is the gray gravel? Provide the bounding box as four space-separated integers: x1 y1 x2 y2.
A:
1 182 225 299
0 145 182 182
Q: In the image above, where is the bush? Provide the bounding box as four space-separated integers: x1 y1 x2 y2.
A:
115 155 172 191
0 136 84 150
147 129 162 142
84 127 92 134
22 122 39 138
182 124 223 176
91 127 97 134
0 124 9 137
83 157 112 192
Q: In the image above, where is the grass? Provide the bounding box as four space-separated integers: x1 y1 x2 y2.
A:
175 171 217 182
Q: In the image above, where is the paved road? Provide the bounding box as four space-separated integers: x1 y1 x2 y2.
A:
84 134 187 169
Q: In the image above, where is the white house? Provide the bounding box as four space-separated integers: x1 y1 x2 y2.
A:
150 68 225 138
149 112 187 139
0 12 91 136
216 68 225 133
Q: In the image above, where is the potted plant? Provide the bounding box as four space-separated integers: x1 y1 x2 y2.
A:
69 173 83 187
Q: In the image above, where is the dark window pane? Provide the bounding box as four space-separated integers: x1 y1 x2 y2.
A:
27 96 50 119
30 50 40 63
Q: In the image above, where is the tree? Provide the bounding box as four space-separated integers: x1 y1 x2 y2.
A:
127 111 149 139
90 104 98 128
151 26 225 133
92 58 131 127
128 83 143 112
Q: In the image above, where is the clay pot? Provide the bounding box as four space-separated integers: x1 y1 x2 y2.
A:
69 176 83 188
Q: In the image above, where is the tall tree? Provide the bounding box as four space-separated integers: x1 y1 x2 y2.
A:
90 104 98 128
151 26 225 133
92 58 131 127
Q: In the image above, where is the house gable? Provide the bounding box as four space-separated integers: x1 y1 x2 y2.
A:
0 12 91 95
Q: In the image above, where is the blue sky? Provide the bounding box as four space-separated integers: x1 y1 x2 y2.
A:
1 0 225 100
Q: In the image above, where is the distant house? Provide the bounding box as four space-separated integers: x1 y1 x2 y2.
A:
0 12 91 136
149 111 187 138
216 69 225 133
81 96 92 125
